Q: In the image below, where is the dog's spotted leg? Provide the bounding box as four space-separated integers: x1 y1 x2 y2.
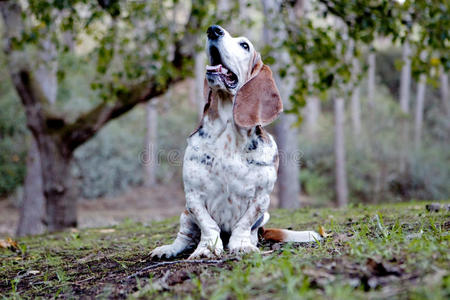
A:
229 194 270 254
151 210 199 259
185 193 224 259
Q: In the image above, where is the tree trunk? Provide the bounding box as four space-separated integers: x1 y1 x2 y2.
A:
367 52 376 106
16 136 45 236
414 74 426 150
145 100 158 187
351 57 362 138
334 96 348 207
274 115 301 209
304 97 321 138
37 136 77 231
400 42 412 114
304 65 320 138
262 0 301 209
440 68 449 117
351 85 361 137
399 41 411 173
194 51 206 120
1 0 205 232
17 28 58 236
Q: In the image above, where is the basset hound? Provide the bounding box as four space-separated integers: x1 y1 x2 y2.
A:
151 25 321 260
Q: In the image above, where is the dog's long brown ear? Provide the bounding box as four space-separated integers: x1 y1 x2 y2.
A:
233 64 283 128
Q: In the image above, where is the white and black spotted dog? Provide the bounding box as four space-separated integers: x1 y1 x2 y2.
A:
151 25 321 260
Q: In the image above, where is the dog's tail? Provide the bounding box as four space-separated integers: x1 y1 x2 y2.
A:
260 227 322 243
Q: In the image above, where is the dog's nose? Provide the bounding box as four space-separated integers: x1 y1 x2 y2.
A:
207 25 224 40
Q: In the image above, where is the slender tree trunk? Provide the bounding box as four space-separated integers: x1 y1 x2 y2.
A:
367 52 376 106
304 65 320 138
304 97 321 138
16 136 45 236
262 0 301 209
399 41 411 173
145 100 158 187
351 58 362 137
440 68 449 117
400 42 412 114
414 74 426 150
351 86 361 136
194 51 206 120
275 115 301 209
334 96 348 207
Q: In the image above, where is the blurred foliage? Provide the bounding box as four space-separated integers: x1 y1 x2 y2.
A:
73 107 146 199
299 77 449 204
73 85 198 199
0 44 27 197
281 0 449 115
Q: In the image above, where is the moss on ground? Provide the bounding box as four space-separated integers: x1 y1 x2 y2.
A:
1 202 449 299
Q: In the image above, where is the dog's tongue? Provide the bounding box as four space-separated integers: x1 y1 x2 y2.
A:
206 64 229 74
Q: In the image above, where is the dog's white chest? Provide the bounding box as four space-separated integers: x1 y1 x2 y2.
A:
183 115 278 233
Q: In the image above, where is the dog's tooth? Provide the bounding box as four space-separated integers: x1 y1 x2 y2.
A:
206 64 222 72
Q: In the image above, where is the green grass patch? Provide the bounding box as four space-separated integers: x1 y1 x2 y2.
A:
0 202 448 299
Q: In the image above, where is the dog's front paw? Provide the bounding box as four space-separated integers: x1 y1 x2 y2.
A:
150 244 180 259
188 239 223 260
228 239 259 255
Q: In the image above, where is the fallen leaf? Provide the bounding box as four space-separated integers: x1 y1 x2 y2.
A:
318 226 330 238
0 237 19 251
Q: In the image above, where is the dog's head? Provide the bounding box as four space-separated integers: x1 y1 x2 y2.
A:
204 25 283 128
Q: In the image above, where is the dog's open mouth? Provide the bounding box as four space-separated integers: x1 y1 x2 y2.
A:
206 46 238 89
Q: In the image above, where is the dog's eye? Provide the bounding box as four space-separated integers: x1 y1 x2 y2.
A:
240 42 250 51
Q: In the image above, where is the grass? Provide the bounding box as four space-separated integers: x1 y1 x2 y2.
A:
0 201 449 299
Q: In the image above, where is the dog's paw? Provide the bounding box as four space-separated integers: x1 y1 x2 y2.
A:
188 241 223 260
228 239 259 255
150 245 180 259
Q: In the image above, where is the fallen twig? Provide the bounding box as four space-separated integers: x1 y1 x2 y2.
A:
125 258 235 280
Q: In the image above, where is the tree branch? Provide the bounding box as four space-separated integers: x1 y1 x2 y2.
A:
2 0 206 152
316 0 354 28
0 1 56 134
62 75 182 151
62 0 205 151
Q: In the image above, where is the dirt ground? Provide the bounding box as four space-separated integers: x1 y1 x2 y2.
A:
0 184 187 238
1 201 448 299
